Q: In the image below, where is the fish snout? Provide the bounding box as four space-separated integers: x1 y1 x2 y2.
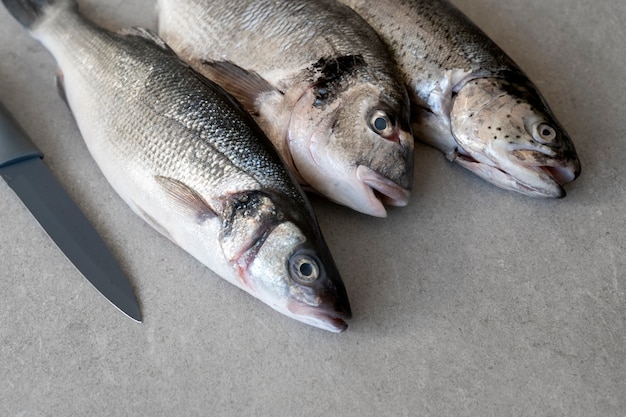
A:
545 163 580 187
315 259 352 321
319 283 352 321
361 124 415 209
287 293 352 333
356 165 411 210
511 148 581 186
287 281 352 333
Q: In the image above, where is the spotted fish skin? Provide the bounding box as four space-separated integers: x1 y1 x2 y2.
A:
2 0 351 332
339 0 581 197
157 0 415 217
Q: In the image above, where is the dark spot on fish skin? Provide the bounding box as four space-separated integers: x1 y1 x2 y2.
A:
505 135 510 138
496 127 502 131
310 55 367 108
314 87 329 107
221 191 291 249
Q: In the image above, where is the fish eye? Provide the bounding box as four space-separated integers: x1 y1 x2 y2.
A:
535 123 558 144
368 110 395 138
289 253 320 285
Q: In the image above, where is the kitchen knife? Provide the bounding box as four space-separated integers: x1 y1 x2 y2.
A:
0 101 142 323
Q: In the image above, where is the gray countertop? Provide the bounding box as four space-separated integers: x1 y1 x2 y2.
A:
1 1 624 416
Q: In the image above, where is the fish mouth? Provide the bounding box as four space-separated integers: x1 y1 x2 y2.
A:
355 165 411 216
454 148 580 198
287 299 351 333
511 149 581 183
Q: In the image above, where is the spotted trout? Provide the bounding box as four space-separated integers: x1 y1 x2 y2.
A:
338 0 581 197
157 0 414 217
2 0 351 332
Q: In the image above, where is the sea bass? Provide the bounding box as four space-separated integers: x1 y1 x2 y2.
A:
3 0 351 332
157 0 414 217
338 0 581 197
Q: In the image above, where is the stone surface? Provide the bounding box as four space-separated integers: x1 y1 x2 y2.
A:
0 1 624 416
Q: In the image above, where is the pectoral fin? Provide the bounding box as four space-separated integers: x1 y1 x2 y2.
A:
56 69 69 107
198 60 281 116
155 176 217 223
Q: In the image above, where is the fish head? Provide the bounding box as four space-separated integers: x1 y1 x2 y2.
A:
288 70 414 217
221 193 351 332
450 77 581 197
244 222 351 333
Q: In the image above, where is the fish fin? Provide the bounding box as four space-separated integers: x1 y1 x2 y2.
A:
120 27 174 53
2 0 77 29
132 202 175 242
198 60 280 115
55 68 69 107
155 176 217 223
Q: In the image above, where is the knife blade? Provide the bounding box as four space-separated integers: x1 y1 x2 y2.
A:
0 101 142 323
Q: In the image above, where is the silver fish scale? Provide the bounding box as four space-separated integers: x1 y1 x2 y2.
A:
339 0 581 198
43 14 304 207
135 60 300 198
2 0 351 332
341 0 516 102
161 0 404 96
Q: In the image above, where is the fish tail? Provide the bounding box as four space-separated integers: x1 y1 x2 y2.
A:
1 0 76 29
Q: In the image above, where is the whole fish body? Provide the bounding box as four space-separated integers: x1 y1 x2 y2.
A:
3 0 351 332
338 0 581 198
157 0 415 217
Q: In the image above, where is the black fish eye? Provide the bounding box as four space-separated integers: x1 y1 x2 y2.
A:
299 262 313 276
535 123 557 143
369 110 395 138
289 253 320 285
374 117 388 131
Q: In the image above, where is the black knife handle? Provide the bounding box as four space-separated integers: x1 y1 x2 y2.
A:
0 102 43 168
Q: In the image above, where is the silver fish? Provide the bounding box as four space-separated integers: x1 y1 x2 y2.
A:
338 0 581 197
3 0 351 332
157 0 414 217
